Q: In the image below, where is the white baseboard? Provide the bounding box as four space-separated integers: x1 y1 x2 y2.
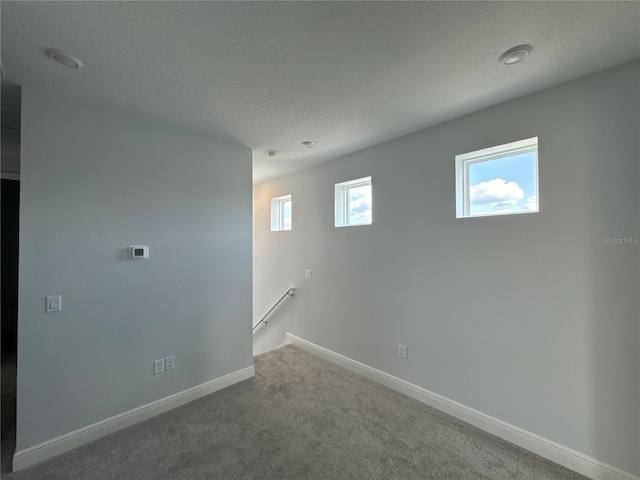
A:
286 333 638 480
13 366 255 471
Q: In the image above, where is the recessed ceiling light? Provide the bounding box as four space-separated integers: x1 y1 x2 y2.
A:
267 150 278 157
499 45 532 66
301 141 315 148
45 48 84 69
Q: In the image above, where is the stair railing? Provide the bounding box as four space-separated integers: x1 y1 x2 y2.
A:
252 287 295 332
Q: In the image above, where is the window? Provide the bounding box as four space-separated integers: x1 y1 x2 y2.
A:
456 137 538 218
270 194 292 231
335 176 372 227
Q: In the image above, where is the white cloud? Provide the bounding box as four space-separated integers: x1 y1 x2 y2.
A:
470 178 524 207
521 195 538 212
349 187 372 223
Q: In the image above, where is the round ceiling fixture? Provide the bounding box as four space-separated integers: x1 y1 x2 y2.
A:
301 141 316 148
267 150 278 157
45 48 84 69
499 45 532 65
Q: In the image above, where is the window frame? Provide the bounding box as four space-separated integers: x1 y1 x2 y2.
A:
335 176 372 227
270 194 292 231
455 137 538 218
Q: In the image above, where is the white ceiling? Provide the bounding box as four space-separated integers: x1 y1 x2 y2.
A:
2 1 638 183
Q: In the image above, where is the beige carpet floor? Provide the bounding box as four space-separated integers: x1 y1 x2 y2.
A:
3 345 588 479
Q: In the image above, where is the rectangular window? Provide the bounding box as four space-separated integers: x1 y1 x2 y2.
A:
270 194 292 231
335 176 372 227
456 137 538 218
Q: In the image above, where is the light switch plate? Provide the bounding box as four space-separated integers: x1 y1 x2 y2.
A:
46 295 62 313
154 359 165 375
305 269 313 279
399 345 407 359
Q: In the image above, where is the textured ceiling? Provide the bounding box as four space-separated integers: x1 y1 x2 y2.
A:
2 2 639 182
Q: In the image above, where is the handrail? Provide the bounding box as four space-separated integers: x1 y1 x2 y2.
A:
253 287 295 331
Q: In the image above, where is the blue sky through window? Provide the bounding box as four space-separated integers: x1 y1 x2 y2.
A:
468 151 537 216
348 184 372 225
282 199 292 229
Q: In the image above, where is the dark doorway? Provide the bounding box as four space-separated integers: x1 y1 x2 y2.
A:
2 177 19 474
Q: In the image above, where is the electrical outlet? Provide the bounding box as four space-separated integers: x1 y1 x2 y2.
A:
399 345 407 359
305 269 313 279
165 356 175 370
154 359 165 375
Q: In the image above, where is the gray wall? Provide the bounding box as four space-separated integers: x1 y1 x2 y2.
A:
17 89 253 450
253 61 640 475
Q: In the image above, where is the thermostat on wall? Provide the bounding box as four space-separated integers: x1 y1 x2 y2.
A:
128 246 149 259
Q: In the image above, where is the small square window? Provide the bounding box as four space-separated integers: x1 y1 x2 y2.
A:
335 176 372 227
456 137 538 218
271 194 292 231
